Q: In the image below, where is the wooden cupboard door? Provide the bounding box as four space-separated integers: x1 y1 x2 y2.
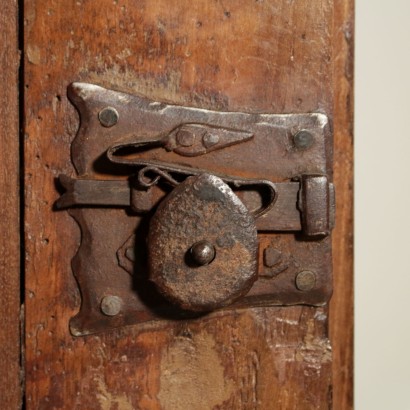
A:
22 1 353 409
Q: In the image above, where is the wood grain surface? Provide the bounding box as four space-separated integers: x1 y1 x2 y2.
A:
0 1 22 409
330 0 355 408
23 1 351 408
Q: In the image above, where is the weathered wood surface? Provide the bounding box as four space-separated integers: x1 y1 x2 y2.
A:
330 0 354 408
24 1 343 408
0 1 22 409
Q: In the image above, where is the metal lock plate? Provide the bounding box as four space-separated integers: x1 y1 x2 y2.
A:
56 82 334 336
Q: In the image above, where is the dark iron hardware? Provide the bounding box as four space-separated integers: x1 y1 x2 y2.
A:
56 165 278 220
148 173 259 312
56 82 334 335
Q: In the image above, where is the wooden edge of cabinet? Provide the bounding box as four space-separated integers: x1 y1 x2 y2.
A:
0 1 23 409
330 0 354 409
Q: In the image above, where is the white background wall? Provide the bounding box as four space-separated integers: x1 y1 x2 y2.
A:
356 1 410 408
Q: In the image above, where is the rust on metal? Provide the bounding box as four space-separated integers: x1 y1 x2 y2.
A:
263 246 283 268
100 295 123 316
148 174 258 312
56 174 335 234
293 129 315 150
169 123 253 157
98 106 119 128
190 240 216 266
67 82 331 177
298 175 332 237
295 271 317 292
54 82 335 336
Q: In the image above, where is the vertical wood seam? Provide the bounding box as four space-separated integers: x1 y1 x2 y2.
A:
0 0 23 408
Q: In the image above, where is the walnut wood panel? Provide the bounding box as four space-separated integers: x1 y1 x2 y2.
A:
330 0 354 408
24 1 337 408
0 1 22 409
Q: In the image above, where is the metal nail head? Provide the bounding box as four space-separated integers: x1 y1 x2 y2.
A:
295 270 317 291
100 295 123 316
293 130 314 150
125 247 136 262
203 133 220 148
177 129 196 147
190 240 216 266
98 107 119 128
263 246 282 267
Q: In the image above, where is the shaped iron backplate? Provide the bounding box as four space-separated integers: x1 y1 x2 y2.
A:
57 82 334 336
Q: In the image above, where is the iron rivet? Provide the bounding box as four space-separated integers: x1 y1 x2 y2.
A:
190 240 216 266
176 129 196 147
98 107 119 127
295 271 316 291
263 246 282 267
125 247 136 262
293 130 314 150
203 133 220 148
100 295 123 316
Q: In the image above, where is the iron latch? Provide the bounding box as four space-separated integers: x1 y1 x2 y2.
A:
56 83 334 335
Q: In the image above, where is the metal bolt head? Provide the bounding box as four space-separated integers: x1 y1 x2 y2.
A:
176 129 196 147
190 240 216 266
293 130 314 150
295 271 316 291
100 295 123 316
125 247 136 262
203 133 220 148
98 107 119 127
263 246 282 267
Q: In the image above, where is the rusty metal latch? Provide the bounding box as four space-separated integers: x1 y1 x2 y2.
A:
56 83 334 335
